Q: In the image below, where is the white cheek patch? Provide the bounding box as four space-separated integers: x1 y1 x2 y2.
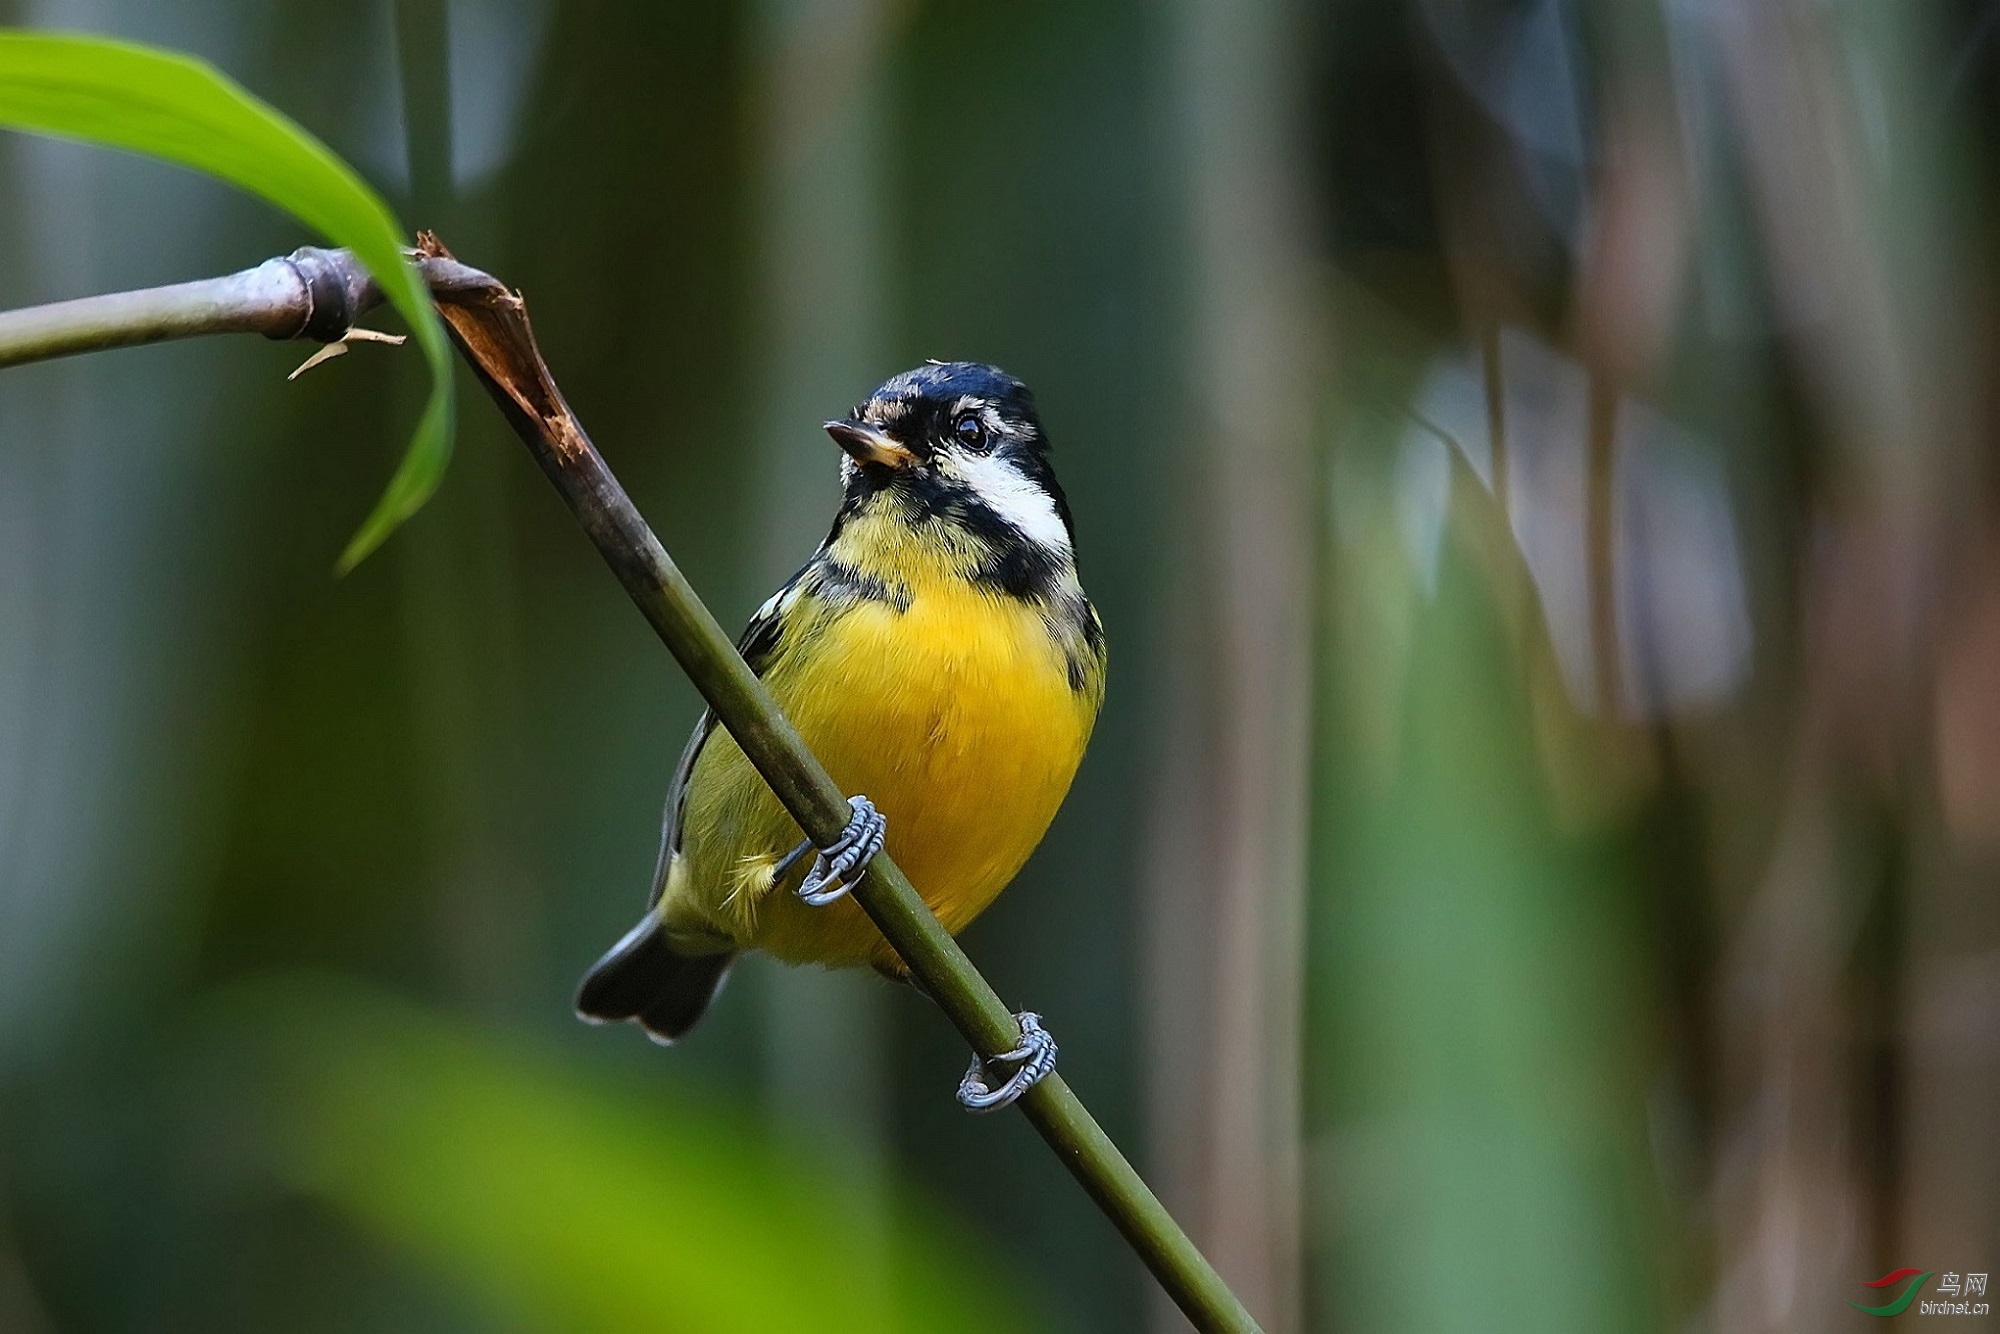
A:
949 451 1073 556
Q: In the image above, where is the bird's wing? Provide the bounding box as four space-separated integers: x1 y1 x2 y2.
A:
643 561 809 908
644 709 716 910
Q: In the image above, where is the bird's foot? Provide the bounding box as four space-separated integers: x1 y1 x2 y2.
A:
956 1012 1057 1113
789 796 887 907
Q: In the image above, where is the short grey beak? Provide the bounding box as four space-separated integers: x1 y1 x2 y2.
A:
824 419 917 469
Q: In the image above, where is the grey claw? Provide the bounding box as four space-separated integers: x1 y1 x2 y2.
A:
797 796 886 906
957 1012 1057 1113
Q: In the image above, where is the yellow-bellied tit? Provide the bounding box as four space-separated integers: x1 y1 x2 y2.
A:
576 362 1105 1110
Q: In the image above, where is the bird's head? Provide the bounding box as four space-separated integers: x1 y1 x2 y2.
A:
823 361 1074 564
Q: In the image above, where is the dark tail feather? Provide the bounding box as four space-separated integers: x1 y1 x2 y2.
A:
575 916 735 1045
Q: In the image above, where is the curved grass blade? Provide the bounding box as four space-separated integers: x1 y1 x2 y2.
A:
0 29 453 569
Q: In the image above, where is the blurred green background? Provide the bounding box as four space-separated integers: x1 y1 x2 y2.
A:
4 1 1998 1331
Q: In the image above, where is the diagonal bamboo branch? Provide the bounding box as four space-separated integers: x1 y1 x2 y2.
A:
0 239 1262 1334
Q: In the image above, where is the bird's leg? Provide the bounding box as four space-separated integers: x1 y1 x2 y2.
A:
769 837 812 881
812 815 1053 1112
956 1012 1058 1113
877 966 1055 1112
789 796 887 907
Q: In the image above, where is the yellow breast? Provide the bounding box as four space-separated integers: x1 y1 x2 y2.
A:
662 553 1101 970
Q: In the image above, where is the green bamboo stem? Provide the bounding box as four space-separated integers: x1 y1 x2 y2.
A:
0 259 311 367
0 242 1263 1334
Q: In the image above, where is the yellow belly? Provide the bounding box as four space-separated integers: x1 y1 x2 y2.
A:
660 581 1099 970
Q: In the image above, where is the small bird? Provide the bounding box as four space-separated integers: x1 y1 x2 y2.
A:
577 362 1105 1107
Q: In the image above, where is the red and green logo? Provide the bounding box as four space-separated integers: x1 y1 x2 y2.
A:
1849 1269 1933 1317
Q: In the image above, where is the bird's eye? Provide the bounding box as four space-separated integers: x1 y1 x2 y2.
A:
951 413 989 451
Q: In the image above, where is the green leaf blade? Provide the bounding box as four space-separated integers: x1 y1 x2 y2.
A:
204 975 1035 1334
0 29 454 566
